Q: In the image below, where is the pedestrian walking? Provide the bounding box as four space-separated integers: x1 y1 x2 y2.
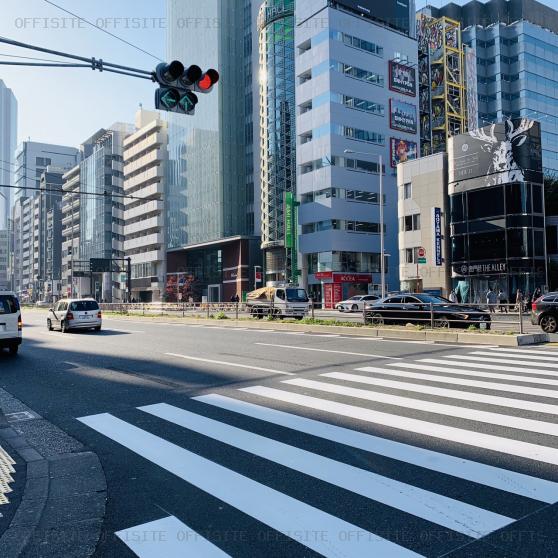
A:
497 289 508 313
486 288 497 313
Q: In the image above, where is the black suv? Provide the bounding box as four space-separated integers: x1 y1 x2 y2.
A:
531 292 558 333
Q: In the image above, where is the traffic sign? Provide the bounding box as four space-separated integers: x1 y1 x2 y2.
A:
418 257 427 264
418 247 426 258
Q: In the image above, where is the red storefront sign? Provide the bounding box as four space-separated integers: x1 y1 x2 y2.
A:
315 271 333 280
324 283 344 309
333 273 373 284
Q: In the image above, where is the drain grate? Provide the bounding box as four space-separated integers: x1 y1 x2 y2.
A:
0 445 15 506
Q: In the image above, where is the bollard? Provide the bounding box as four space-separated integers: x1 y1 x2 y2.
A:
519 302 524 334
236 301 239 321
430 302 434 329
207 303 210 319
311 298 315 320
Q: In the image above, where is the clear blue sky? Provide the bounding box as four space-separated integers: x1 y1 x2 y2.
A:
0 0 165 148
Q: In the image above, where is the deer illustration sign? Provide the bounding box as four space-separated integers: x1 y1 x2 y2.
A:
448 118 542 187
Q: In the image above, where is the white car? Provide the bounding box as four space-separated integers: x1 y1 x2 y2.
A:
0 292 22 355
336 294 380 312
47 299 102 333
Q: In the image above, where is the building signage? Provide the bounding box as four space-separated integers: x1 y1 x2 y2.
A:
314 271 333 280
389 61 416 97
284 191 295 249
390 138 417 167
333 273 373 284
453 262 507 276
448 119 543 187
336 0 410 34
432 207 442 266
390 99 417 134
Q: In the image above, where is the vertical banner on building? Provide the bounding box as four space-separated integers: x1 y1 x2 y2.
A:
284 191 299 284
432 207 442 266
465 46 478 131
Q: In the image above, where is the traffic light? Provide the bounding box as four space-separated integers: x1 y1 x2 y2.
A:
154 60 219 115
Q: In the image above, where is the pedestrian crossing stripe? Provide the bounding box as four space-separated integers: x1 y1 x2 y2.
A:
116 515 230 557
140 402 512 538
447 354 558 369
420 358 558 378
79 413 422 558
194 393 558 503
471 350 558 362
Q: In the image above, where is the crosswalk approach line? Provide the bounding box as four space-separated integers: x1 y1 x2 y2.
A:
140 402 512 538
281 378 558 438
78 413 423 558
240 386 558 466
116 515 230 558
194 393 558 503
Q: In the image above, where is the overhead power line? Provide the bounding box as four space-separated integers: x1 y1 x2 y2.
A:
43 0 163 63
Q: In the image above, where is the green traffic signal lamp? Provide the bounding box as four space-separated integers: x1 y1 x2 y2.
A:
156 88 180 110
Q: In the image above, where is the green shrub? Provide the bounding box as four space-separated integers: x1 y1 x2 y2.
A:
215 312 228 320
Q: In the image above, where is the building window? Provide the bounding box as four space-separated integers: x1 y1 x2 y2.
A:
405 247 419 264
403 182 412 199
402 213 421 232
343 126 385 145
341 32 383 57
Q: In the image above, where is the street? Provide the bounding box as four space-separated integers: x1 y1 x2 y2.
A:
2 310 558 557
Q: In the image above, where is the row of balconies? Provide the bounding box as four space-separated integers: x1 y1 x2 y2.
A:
123 131 165 160
123 181 164 207
123 149 166 177
123 233 163 252
123 216 162 236
124 200 164 221
123 166 164 192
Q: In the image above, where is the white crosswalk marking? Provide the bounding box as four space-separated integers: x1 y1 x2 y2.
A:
325 371 558 416
140 402 511 537
241 385 558 465
281 378 558 438
419 358 558 378
116 516 230 558
195 393 558 503
359 365 558 399
488 348 558 357
79 413 422 558
445 355 558 369
471 350 558 362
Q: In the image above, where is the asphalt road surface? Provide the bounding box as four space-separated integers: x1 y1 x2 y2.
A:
1 310 558 557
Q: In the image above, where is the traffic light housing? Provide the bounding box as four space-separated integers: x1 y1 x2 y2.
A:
154 60 219 115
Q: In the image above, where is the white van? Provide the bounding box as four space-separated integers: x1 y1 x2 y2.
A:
246 286 309 319
0 292 22 355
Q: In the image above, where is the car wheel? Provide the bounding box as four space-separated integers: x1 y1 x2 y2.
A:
47 319 53 331
540 314 558 334
351 304 358 312
94 326 101 332
61 320 69 333
8 345 18 356
434 316 450 329
370 313 384 326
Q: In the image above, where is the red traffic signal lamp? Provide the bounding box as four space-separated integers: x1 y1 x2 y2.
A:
154 61 217 115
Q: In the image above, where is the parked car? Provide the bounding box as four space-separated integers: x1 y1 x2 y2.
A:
0 292 22 355
47 299 102 333
531 292 558 333
336 295 380 312
364 293 491 329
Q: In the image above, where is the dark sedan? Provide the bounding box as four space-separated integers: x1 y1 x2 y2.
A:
531 292 558 333
364 293 491 329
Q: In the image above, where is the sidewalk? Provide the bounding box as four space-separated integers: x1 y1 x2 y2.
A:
0 389 106 558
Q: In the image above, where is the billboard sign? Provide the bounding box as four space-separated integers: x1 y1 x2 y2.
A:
432 207 442 266
390 99 417 134
390 138 417 167
389 61 416 97
465 46 478 132
448 119 543 187
336 0 410 34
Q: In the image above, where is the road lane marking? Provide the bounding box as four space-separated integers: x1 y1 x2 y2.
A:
393 362 558 389
116 515 229 557
194 393 558 503
326 372 558 416
79 413 421 558
107 329 145 334
240 386 558 466
282 378 558 438
447 355 558 369
142 403 510 537
254 343 400 360
420 359 558 379
359 366 558 399
472 350 558 362
164 353 294 375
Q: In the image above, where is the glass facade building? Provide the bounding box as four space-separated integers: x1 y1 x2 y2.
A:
0 80 17 230
258 0 296 284
165 0 261 301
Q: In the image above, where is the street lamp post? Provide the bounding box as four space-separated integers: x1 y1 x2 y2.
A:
344 149 386 298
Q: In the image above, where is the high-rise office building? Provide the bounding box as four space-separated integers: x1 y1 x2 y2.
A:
259 0 296 285
61 124 133 301
165 0 261 302
0 80 17 230
123 109 168 303
295 0 419 307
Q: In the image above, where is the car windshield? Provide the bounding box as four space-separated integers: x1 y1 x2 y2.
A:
416 294 451 304
348 296 362 300
69 301 99 311
0 295 19 314
286 288 308 302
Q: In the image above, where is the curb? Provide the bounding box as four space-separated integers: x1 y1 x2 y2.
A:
104 313 547 346
0 403 106 558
